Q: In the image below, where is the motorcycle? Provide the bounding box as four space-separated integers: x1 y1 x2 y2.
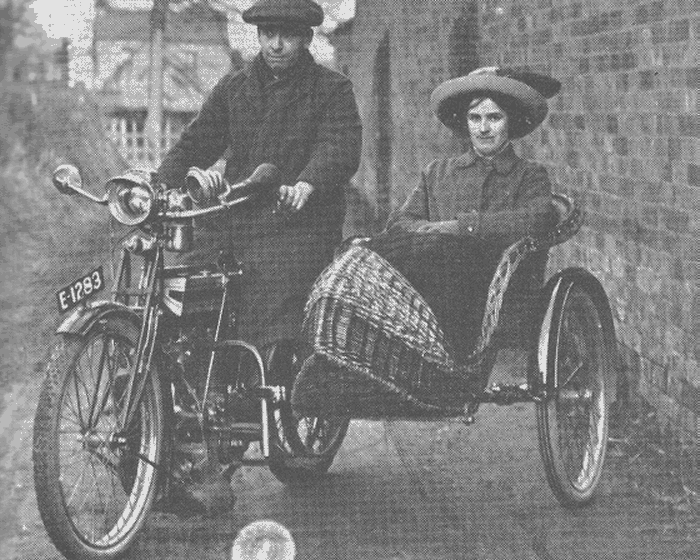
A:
32 163 349 560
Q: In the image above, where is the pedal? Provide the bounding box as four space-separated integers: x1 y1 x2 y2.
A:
251 385 286 403
482 383 532 405
212 421 261 438
229 421 262 434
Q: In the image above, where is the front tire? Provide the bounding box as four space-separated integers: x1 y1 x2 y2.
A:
266 344 349 484
535 276 614 507
33 318 165 560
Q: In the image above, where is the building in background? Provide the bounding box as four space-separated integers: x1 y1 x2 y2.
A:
334 0 697 443
92 0 240 165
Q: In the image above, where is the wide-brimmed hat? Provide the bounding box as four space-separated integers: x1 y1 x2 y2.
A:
430 67 561 138
242 0 324 27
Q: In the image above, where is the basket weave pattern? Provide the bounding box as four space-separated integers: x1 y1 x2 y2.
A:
301 194 583 414
302 246 478 409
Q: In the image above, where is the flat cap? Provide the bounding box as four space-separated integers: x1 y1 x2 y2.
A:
242 0 324 27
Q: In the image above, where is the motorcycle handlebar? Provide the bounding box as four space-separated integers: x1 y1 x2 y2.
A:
185 163 282 206
52 163 283 221
166 163 283 220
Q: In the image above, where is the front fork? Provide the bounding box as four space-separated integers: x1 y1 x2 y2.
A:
119 248 162 436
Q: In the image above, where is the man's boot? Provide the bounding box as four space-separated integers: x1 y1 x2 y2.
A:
155 439 237 518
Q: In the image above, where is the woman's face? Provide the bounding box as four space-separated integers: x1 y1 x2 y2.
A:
466 98 510 157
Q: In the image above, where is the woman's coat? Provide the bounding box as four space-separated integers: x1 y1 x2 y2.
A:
375 144 556 356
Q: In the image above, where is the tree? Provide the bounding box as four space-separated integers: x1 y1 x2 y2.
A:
144 0 244 164
0 0 34 81
144 0 168 163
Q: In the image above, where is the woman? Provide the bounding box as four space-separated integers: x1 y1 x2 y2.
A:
374 66 561 358
294 67 562 417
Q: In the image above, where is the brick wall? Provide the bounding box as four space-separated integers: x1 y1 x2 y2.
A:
337 0 698 437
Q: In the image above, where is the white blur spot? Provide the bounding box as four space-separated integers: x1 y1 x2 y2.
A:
231 520 295 560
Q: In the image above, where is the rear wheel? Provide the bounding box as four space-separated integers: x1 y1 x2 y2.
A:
33 318 165 560
266 343 349 483
536 278 614 507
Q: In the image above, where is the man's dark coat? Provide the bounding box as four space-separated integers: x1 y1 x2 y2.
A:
158 51 362 348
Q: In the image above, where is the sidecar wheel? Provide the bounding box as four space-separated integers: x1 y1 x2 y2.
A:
266 344 349 484
33 318 165 560
535 274 614 507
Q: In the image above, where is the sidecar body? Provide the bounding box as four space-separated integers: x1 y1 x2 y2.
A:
294 193 617 506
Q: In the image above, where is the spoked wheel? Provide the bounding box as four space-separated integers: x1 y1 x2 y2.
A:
33 318 165 560
265 343 349 483
536 274 615 507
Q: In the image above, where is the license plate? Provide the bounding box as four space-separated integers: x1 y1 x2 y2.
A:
56 267 106 313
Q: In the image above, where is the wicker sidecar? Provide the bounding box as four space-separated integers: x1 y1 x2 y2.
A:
294 193 617 507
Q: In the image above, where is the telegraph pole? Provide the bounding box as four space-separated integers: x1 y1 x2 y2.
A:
146 0 168 165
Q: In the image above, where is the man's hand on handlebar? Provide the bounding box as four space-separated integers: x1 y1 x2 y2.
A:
277 181 315 213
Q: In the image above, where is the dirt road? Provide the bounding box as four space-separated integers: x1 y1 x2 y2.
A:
0 373 694 560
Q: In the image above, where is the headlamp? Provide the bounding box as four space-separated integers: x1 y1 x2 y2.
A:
106 177 155 226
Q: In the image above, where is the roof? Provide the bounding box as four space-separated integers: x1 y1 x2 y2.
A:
94 1 230 45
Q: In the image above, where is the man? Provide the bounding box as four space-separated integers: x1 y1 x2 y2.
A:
159 0 361 350
156 0 362 513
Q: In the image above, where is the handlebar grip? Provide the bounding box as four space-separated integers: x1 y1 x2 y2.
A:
186 164 282 207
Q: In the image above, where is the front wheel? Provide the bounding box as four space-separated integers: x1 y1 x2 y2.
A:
33 318 165 560
266 344 349 484
535 274 615 507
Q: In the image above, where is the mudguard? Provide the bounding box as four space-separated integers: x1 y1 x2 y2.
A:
56 299 142 336
532 267 617 402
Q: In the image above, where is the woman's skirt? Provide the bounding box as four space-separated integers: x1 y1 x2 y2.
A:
293 243 483 418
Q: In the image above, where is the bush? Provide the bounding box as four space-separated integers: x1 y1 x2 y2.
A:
0 83 127 390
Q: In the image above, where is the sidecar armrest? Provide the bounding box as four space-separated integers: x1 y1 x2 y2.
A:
530 193 583 251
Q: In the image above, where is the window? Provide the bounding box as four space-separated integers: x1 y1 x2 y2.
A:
182 50 197 74
106 110 147 165
106 110 195 165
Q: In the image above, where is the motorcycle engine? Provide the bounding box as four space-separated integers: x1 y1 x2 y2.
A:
161 318 261 480
162 323 213 417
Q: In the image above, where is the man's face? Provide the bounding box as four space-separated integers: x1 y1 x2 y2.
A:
258 25 311 73
466 97 510 157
